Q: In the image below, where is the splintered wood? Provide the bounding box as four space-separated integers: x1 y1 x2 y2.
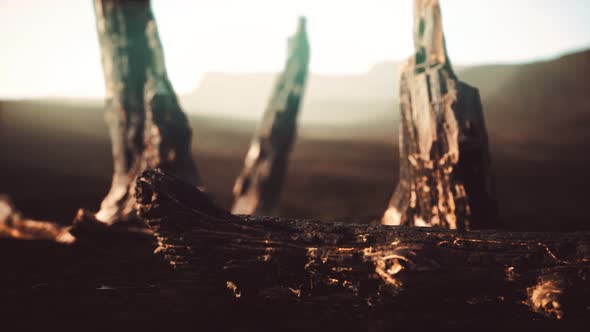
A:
382 0 496 230
232 17 310 216
93 0 199 224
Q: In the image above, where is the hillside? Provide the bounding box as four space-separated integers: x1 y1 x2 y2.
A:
461 49 590 144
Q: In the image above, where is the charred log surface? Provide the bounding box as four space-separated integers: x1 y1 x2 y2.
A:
137 169 590 322
93 0 199 224
232 17 310 215
382 0 496 230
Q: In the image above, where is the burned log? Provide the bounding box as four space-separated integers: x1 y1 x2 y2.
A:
93 0 199 224
382 0 497 230
136 169 590 320
231 17 310 215
1 170 589 325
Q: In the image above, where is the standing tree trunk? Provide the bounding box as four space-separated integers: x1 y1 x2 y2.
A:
93 0 199 224
231 17 310 215
382 0 497 230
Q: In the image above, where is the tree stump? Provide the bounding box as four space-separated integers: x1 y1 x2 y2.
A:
231 17 310 215
382 0 497 230
93 0 199 224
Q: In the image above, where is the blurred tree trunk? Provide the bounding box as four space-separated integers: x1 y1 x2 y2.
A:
93 0 199 224
231 17 310 215
382 0 497 230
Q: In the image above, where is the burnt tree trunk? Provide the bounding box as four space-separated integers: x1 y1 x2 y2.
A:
382 0 496 230
136 169 589 320
93 0 199 224
231 17 310 215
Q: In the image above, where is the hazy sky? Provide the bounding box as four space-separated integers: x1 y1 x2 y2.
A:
1 0 589 99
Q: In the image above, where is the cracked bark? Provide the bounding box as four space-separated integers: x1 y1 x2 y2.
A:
231 17 310 215
93 0 199 224
382 0 497 230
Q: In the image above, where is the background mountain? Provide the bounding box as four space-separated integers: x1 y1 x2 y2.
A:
180 61 402 127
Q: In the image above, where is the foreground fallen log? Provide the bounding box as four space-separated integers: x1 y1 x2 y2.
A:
232 17 310 215
93 0 199 224
137 169 590 320
382 0 497 230
1 177 589 326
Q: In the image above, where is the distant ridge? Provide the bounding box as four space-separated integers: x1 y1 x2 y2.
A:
180 62 403 125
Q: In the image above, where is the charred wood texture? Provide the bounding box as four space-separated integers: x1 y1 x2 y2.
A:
382 0 496 230
232 17 310 215
136 169 590 321
93 0 199 224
